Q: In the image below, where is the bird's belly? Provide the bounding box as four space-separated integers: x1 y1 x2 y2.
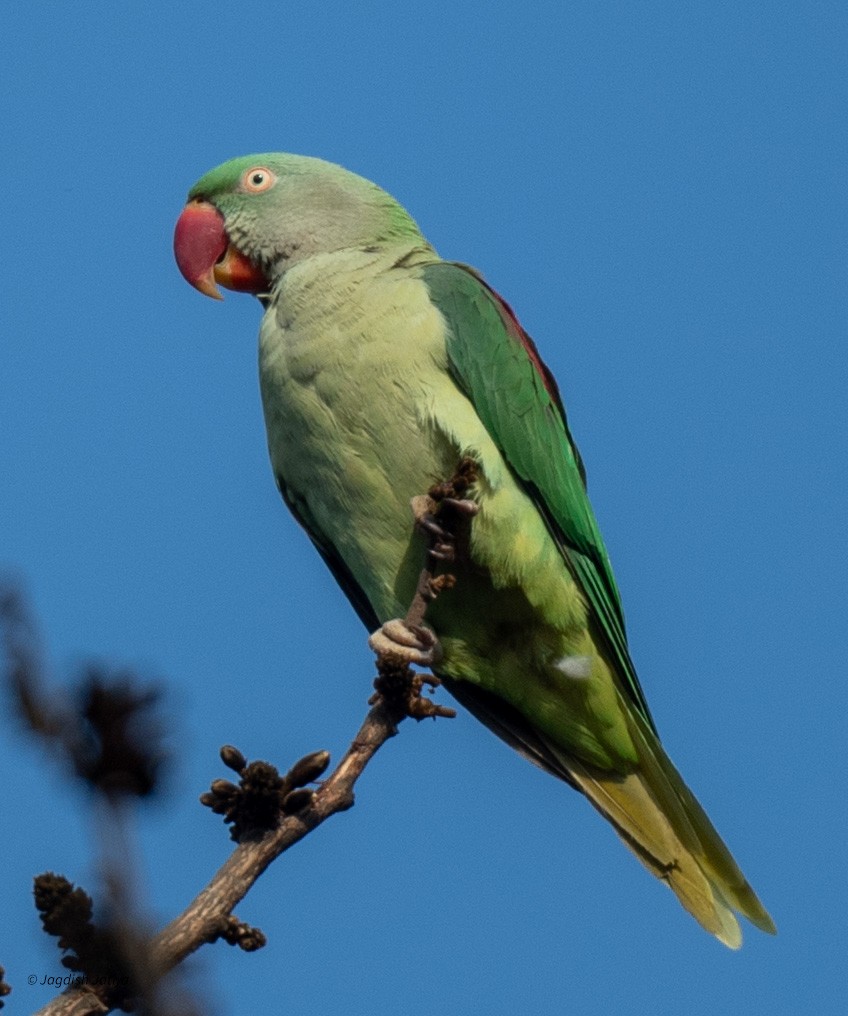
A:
258 282 459 621
260 309 587 640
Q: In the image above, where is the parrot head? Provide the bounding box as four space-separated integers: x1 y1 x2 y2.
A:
174 153 427 300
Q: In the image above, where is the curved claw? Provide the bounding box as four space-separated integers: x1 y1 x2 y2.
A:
368 618 443 667
440 496 480 518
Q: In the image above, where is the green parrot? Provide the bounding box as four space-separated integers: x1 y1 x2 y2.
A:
174 153 775 947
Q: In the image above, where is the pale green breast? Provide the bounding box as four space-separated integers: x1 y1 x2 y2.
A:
258 247 468 619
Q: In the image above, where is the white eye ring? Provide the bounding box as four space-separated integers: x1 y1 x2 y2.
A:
242 167 276 193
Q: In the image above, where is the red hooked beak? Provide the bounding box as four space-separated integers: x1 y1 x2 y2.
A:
173 199 269 299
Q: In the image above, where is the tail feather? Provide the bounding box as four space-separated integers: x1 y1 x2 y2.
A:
542 714 776 948
626 711 776 936
439 676 775 945
564 756 743 947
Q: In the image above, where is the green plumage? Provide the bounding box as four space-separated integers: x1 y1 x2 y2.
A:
179 153 775 947
425 262 654 730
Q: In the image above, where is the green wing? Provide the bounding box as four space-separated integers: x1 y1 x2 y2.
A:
423 261 656 733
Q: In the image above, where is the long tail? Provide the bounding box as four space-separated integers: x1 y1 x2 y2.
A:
546 710 776 948
441 676 774 946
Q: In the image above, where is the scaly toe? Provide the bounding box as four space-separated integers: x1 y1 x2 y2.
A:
368 618 443 667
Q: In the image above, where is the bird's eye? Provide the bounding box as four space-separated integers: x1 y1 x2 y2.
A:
241 167 276 193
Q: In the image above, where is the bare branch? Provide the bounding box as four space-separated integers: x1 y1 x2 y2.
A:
151 696 403 972
30 693 412 1015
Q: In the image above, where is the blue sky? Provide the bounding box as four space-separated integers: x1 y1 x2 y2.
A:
2 2 846 1013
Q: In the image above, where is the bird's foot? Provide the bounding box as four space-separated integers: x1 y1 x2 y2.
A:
368 620 453 719
410 494 479 562
368 618 443 668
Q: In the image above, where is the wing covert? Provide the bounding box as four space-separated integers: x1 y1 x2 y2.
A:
422 261 656 732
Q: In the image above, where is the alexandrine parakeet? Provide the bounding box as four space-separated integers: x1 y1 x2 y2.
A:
174 153 775 947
